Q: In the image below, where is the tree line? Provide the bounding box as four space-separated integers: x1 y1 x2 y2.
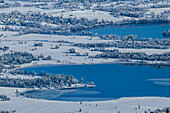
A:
0 73 79 89
92 49 170 62
74 35 170 49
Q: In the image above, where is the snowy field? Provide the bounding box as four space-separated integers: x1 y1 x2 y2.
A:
0 31 117 65
52 10 132 21
0 31 169 74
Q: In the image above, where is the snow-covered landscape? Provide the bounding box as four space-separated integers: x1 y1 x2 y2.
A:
0 0 170 112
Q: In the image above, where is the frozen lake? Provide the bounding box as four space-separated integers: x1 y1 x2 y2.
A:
24 64 170 101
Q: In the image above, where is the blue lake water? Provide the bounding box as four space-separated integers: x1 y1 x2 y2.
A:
24 64 170 101
89 23 170 39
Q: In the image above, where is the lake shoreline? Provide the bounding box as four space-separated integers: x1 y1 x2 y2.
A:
20 62 170 101
77 22 170 39
20 87 170 102
5 85 169 102
17 60 170 71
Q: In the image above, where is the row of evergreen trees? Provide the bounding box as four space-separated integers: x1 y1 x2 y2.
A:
0 73 79 89
93 49 170 62
0 52 38 65
74 35 170 49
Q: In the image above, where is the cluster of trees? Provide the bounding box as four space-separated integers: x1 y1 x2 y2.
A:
0 110 16 113
99 34 123 40
10 0 55 2
9 69 25 76
75 41 168 50
74 35 170 49
68 48 77 53
42 55 52 60
92 49 170 62
9 0 127 4
0 52 38 65
34 42 43 47
0 94 10 101
50 45 60 49
97 3 146 17
53 0 91 10
96 0 169 19
23 2 48 8
117 35 169 49
0 10 169 36
120 17 169 25
76 52 89 56
151 3 170 8
37 53 52 61
74 42 117 49
0 74 79 89
120 11 145 18
10 69 61 77
0 46 9 51
0 52 53 73
0 11 113 35
67 48 89 56
7 0 170 13
0 64 3 72
162 30 170 38
0 2 20 8
154 108 170 113
0 51 42 72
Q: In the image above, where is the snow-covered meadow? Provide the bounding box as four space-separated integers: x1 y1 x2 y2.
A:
1 31 169 66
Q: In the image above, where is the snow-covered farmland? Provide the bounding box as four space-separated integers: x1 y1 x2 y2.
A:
1 31 169 67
